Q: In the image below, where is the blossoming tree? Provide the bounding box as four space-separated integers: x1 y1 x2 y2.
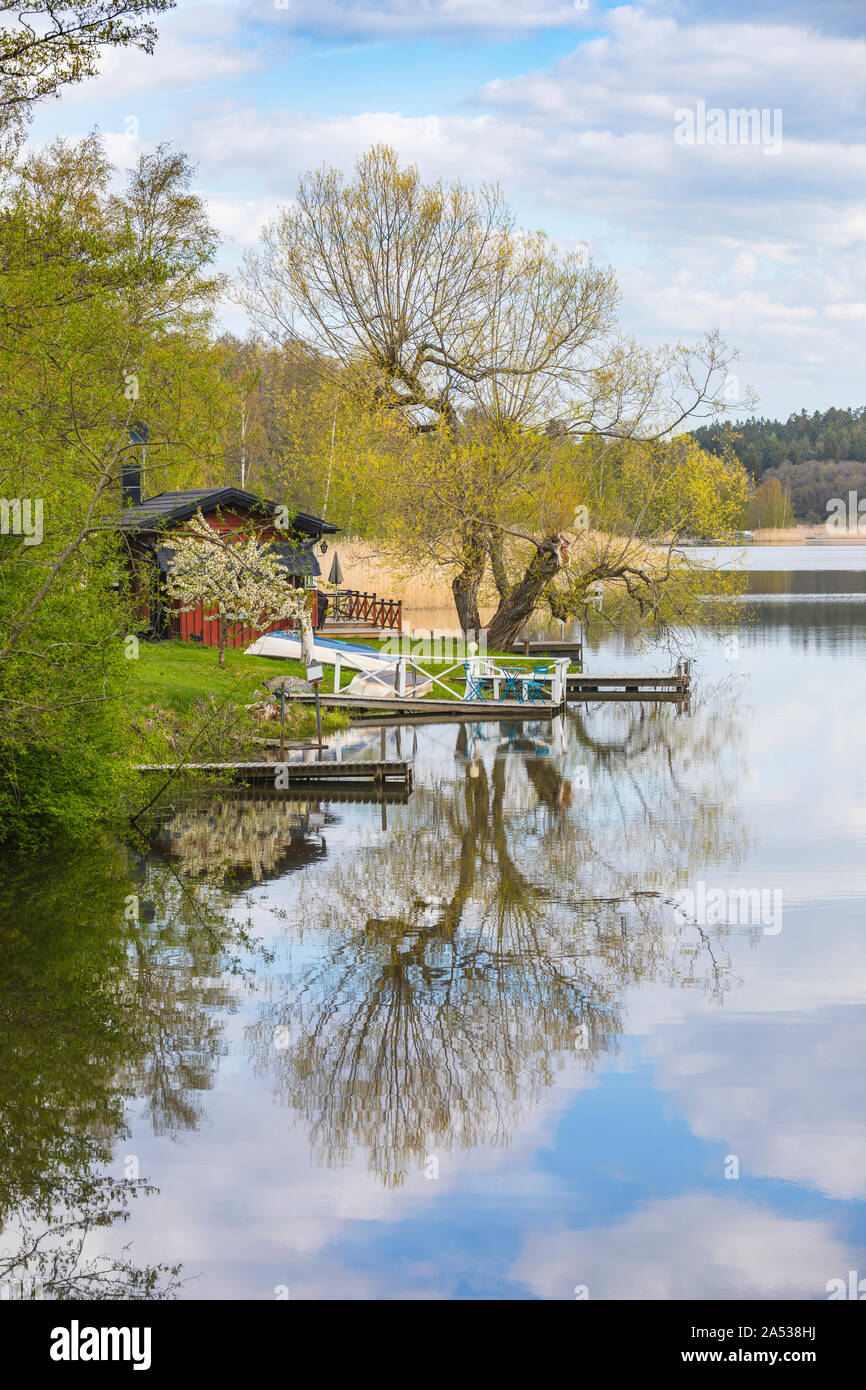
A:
164 514 311 666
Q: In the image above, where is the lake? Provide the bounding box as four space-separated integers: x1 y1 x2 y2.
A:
3 546 865 1301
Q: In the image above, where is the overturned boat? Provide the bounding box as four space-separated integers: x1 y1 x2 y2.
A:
245 630 394 673
244 630 432 697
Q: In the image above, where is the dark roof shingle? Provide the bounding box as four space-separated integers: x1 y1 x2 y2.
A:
117 487 339 538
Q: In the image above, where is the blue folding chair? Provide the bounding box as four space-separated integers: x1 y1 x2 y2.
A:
463 662 490 701
525 664 552 703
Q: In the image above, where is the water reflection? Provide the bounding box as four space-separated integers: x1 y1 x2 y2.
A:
151 796 328 885
236 691 748 1186
8 570 864 1297
0 838 257 1297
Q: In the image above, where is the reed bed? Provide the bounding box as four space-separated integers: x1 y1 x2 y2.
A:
750 525 865 544
327 539 491 626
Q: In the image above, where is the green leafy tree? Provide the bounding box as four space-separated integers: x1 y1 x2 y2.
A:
0 136 233 845
0 0 172 130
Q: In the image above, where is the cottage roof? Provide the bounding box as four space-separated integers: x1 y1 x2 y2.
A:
117 487 339 540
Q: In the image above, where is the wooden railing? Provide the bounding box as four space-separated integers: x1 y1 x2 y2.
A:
329 589 402 632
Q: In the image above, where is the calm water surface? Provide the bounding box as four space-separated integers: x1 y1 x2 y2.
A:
2 547 866 1300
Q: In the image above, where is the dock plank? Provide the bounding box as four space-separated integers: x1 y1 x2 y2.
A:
137 760 413 786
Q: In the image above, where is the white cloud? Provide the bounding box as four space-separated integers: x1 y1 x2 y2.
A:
642 1006 866 1200
477 10 866 139
31 4 866 416
205 192 283 246
510 1194 858 1299
56 7 261 104
827 302 866 321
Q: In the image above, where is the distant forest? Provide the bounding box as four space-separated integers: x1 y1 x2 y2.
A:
691 406 866 523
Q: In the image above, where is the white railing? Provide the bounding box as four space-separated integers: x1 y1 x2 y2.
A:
330 651 463 698
330 652 570 705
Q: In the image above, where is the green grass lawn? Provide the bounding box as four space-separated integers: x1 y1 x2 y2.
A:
128 639 309 716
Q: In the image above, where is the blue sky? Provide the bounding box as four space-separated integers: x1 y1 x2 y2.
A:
29 0 866 420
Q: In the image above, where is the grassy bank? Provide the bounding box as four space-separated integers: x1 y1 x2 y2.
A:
129 639 308 715
126 640 349 766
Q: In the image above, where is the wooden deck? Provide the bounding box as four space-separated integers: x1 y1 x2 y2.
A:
137 759 413 787
566 673 689 696
290 692 563 718
213 784 410 805
288 669 689 717
511 639 584 657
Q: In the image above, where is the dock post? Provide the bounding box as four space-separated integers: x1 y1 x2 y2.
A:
397 657 407 698
553 657 570 706
333 650 341 694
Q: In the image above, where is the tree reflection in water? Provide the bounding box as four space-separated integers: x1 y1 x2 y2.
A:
246 685 750 1186
151 794 328 886
0 686 752 1285
0 836 259 1297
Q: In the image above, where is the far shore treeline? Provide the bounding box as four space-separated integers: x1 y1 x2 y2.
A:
692 407 866 524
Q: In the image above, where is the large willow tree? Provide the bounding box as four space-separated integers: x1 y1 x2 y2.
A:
241 144 751 644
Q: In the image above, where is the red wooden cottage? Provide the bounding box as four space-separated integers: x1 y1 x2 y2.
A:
117 467 338 649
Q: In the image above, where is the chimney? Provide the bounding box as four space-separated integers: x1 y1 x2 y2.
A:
123 422 148 508
121 461 142 508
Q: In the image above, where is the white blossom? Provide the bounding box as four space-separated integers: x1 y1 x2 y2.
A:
164 514 311 643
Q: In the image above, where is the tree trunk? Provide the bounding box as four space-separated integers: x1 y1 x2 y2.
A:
486 531 511 602
451 524 487 636
486 536 569 651
218 615 227 668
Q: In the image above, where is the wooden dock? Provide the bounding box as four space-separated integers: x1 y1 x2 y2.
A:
566 672 689 700
511 639 584 658
289 692 562 718
137 759 413 788
217 783 411 804
286 668 688 718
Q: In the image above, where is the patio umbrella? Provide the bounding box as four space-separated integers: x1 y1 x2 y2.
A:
327 550 344 586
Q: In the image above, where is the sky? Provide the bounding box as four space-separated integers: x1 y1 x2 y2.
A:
28 0 866 422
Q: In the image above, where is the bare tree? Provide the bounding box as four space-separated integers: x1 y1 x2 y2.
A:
241 145 749 640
